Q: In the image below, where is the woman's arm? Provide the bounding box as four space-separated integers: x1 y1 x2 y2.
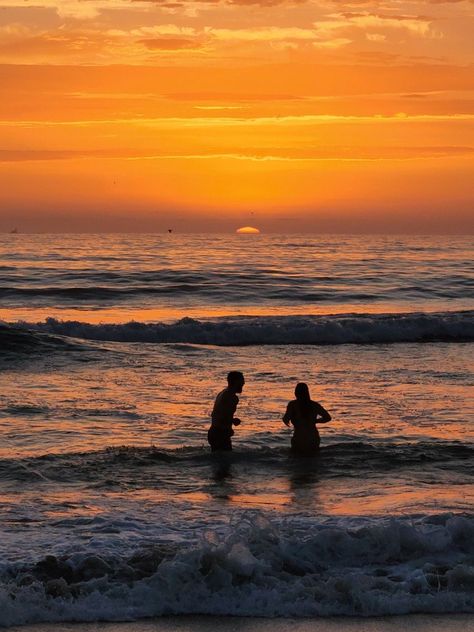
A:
315 402 331 423
282 402 292 427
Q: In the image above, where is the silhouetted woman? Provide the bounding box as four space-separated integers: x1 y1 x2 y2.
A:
283 383 331 456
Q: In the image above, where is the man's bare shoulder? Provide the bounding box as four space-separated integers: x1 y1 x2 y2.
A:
216 388 238 403
224 389 238 403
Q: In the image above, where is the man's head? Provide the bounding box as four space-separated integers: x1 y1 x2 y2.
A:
227 371 245 393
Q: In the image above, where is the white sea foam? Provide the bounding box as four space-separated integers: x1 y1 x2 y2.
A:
0 513 473 626
10 310 474 346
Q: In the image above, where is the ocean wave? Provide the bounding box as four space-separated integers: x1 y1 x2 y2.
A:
9 310 474 346
0 512 473 625
0 284 206 298
1 442 472 484
1 270 472 303
0 322 79 354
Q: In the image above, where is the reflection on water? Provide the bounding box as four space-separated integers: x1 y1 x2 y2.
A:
0 336 472 530
1 341 472 458
206 452 324 510
1 234 474 318
288 457 322 508
210 454 233 484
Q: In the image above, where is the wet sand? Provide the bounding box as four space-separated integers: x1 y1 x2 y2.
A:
8 615 474 632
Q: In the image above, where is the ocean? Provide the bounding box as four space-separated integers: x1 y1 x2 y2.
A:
0 233 473 626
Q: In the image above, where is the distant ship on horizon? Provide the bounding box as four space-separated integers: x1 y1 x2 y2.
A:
10 227 19 234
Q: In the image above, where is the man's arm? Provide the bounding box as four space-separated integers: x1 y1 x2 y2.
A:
231 393 241 425
222 391 240 426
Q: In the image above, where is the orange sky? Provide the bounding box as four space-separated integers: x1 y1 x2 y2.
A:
0 0 473 232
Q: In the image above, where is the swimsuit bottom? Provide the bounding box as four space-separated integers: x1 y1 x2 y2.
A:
208 426 233 452
291 435 320 456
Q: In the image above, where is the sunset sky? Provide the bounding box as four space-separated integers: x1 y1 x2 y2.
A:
0 0 473 232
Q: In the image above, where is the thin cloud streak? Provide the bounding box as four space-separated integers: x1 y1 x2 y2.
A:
1 113 474 127
1 146 473 162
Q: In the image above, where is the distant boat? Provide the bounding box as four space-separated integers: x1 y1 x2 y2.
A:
168 229 173 233
10 228 19 234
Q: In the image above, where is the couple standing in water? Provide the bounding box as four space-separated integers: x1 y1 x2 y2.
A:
208 371 331 455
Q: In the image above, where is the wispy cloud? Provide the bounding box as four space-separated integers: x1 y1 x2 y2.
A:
2 146 473 162
139 37 206 49
2 113 474 128
314 12 438 39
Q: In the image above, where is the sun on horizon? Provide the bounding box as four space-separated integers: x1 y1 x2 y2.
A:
236 226 261 234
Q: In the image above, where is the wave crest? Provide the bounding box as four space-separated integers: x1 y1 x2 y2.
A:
8 310 474 346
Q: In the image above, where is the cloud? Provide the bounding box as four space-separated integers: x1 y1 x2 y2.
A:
0 150 91 161
0 30 105 58
314 12 437 39
139 37 204 49
313 37 352 48
226 0 302 5
3 113 474 129
2 146 473 163
205 26 318 41
353 50 400 62
426 0 474 3
194 105 244 109
167 92 303 101
134 0 302 6
3 0 103 19
1 0 473 17
402 92 430 98
127 25 197 37
366 32 386 41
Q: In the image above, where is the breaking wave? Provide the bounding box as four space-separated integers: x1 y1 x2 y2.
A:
6 310 474 346
0 512 473 625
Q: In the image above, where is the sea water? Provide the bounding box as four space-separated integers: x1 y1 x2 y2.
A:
0 234 473 625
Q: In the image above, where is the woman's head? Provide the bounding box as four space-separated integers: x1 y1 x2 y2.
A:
295 382 310 401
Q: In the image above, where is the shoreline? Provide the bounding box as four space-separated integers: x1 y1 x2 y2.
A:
6 614 474 632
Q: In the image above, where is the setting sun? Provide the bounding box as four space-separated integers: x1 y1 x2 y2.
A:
236 226 260 234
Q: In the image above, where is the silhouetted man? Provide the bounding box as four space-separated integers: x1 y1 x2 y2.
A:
208 371 245 451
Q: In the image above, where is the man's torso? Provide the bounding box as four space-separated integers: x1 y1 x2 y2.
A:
211 388 238 431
